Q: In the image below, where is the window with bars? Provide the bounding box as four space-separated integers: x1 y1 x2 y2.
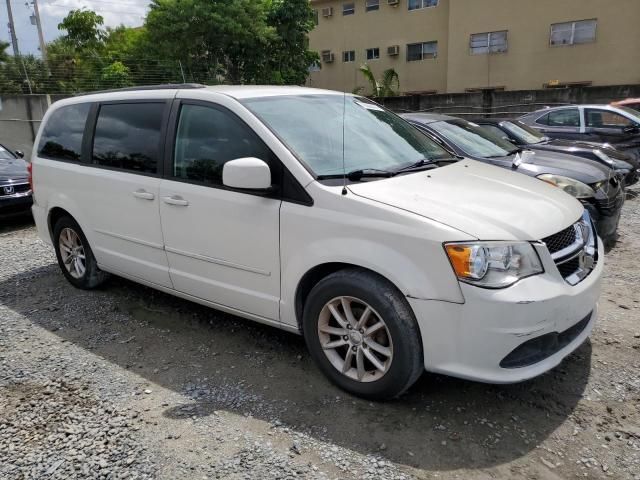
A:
366 48 380 60
343 50 356 62
365 0 380 12
408 0 438 11
550 19 597 46
470 31 508 54
343 2 355 15
407 41 438 61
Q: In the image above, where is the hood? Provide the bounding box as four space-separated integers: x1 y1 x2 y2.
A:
510 150 611 185
348 159 583 241
545 139 639 166
0 157 28 182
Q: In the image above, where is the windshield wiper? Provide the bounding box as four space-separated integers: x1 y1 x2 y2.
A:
394 158 440 174
317 168 396 181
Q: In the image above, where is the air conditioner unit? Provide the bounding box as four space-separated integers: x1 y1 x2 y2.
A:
322 7 333 17
321 50 335 63
388 0 399 5
387 45 400 56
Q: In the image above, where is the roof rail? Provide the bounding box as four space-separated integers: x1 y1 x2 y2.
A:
78 83 207 96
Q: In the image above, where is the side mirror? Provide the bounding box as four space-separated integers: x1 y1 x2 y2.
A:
14 150 24 158
223 157 273 191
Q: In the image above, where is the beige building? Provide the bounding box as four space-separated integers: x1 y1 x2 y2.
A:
307 0 640 94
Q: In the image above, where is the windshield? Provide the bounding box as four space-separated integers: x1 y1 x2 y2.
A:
429 120 516 158
499 121 546 144
242 94 452 177
0 145 16 160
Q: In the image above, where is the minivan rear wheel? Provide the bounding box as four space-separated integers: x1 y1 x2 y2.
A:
53 216 109 289
302 269 423 400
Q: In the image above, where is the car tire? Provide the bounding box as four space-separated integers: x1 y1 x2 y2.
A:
53 215 109 289
302 268 424 400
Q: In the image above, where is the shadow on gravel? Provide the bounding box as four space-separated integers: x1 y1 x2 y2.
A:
0 214 34 234
0 265 591 472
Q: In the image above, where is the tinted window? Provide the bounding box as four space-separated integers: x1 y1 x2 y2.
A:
0 144 17 160
481 125 510 140
547 109 580 127
429 120 516 158
585 109 633 129
535 113 550 126
38 103 90 161
173 104 272 186
92 103 164 174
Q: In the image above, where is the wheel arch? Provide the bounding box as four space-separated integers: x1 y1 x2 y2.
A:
294 262 405 333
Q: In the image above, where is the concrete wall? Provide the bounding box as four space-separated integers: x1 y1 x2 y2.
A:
308 0 640 94
0 95 67 158
378 84 640 117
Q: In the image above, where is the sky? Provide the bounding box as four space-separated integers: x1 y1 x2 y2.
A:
0 0 150 56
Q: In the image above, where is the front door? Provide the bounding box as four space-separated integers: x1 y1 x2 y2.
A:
159 101 281 320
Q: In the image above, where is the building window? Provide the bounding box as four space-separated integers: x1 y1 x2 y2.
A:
407 41 437 61
343 50 356 62
366 48 380 60
312 10 319 25
550 19 597 46
343 2 355 15
408 0 438 11
365 0 380 12
470 31 508 54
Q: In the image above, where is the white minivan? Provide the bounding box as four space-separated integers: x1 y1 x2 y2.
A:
30 85 602 399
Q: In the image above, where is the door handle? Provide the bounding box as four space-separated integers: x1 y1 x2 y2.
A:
162 195 189 207
133 189 155 200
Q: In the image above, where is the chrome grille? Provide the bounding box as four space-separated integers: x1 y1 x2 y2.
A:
544 211 597 286
542 225 576 255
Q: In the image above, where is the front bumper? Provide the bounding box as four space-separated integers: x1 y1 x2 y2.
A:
0 192 33 217
583 186 624 242
409 238 603 384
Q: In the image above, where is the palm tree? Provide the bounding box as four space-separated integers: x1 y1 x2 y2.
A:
354 63 399 97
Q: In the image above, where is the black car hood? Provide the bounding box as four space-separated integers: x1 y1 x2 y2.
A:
486 150 609 185
544 139 638 164
0 158 29 182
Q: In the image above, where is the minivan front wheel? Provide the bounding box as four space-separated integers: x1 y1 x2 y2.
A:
53 216 109 289
303 269 423 400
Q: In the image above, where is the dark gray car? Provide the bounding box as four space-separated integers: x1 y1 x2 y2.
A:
0 143 32 218
519 105 640 159
469 117 639 186
401 113 624 248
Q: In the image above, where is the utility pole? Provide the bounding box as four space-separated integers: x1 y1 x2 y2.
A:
32 0 47 63
5 0 21 57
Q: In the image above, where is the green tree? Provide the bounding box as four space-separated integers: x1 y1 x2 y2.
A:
145 0 277 84
265 0 319 84
354 64 400 97
0 41 9 63
58 9 106 51
100 61 132 88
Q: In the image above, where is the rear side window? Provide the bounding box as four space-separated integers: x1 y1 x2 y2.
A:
38 103 90 161
172 103 273 186
547 109 580 127
92 103 165 174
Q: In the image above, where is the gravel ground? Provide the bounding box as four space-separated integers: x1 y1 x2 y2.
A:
0 188 639 480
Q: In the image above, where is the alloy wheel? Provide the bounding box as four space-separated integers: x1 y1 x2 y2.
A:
317 296 393 382
58 227 86 279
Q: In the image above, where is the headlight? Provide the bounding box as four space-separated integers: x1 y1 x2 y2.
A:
444 242 544 289
537 174 596 199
